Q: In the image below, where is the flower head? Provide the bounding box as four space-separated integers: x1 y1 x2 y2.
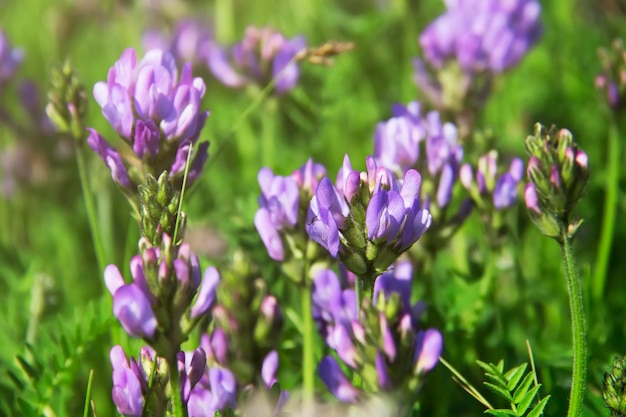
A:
313 264 442 401
306 155 432 278
460 150 524 211
89 48 210 191
420 0 542 74
524 124 589 240
104 235 218 348
208 26 306 94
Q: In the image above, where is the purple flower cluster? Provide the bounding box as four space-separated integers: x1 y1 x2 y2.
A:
104 235 219 340
0 28 23 86
208 26 306 94
306 155 431 274
312 265 442 401
595 39 626 109
255 159 326 261
186 334 282 416
419 0 542 74
374 101 463 208
143 19 213 66
88 48 209 190
110 345 206 417
460 150 524 210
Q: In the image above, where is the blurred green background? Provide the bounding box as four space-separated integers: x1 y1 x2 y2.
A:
0 0 625 415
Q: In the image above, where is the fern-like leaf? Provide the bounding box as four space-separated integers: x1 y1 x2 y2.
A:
477 359 550 417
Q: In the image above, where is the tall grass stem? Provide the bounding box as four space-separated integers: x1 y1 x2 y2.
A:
592 121 620 302
75 146 107 277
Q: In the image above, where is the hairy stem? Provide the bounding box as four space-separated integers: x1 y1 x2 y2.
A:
561 230 587 417
592 121 620 302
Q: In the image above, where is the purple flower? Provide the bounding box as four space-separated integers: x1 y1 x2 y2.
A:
318 356 359 403
190 266 220 319
104 236 215 341
89 48 210 189
254 167 300 261
420 0 542 73
261 350 279 387
178 348 207 402
460 151 524 210
307 155 432 274
87 129 132 189
105 265 157 339
0 29 23 84
143 19 213 65
187 364 238 416
208 26 306 94
374 102 463 209
255 160 327 261
414 329 443 374
291 157 327 197
110 346 148 417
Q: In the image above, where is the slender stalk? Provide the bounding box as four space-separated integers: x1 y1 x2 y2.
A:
169 357 186 417
561 229 587 417
592 121 620 302
83 369 95 417
262 98 278 168
301 281 315 403
75 146 107 275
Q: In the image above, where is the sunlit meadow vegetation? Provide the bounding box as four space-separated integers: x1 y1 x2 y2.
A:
0 0 625 416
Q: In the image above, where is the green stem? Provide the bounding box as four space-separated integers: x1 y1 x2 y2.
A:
561 230 587 417
355 276 362 313
301 281 315 403
592 121 620 302
262 98 278 168
75 146 107 275
169 357 186 417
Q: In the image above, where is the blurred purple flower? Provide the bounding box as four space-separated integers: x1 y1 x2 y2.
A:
318 356 360 403
420 0 542 74
254 167 300 261
188 366 238 416
460 150 524 210
414 329 443 374
89 48 210 189
0 28 23 85
255 159 327 261
143 19 213 65
374 102 463 209
208 26 306 94
261 350 279 387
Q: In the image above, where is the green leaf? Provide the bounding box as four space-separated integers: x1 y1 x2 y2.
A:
496 360 505 374
526 395 550 417
477 360 500 375
517 385 542 415
513 373 535 404
15 356 39 381
505 364 528 391
486 409 517 417
484 382 514 402
485 372 509 388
